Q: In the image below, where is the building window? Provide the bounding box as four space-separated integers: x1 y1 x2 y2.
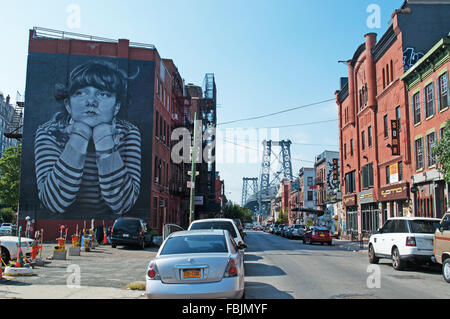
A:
384 115 389 138
426 132 437 167
398 161 403 181
350 139 354 156
396 106 401 131
390 60 394 82
362 163 374 189
155 111 159 137
425 83 435 118
345 171 356 194
307 177 313 186
344 143 347 160
307 191 313 201
415 138 424 170
386 165 390 184
386 63 390 84
361 131 365 151
368 126 372 147
438 72 449 111
382 68 386 89
413 92 421 125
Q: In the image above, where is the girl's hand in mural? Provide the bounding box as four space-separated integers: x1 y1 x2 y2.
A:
68 121 93 151
93 123 115 153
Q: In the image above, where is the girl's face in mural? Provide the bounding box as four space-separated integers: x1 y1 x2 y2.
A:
65 86 120 128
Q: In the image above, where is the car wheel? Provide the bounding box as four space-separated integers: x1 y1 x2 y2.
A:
306 238 312 245
140 240 145 250
328 242 333 246
392 247 405 271
443 258 450 283
1 247 10 265
368 244 379 264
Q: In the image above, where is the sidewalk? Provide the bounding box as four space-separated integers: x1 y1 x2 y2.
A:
333 239 368 253
0 280 146 299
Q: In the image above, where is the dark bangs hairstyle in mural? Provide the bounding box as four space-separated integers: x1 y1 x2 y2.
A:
34 60 142 217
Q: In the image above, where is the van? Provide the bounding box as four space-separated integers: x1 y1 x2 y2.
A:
433 210 450 283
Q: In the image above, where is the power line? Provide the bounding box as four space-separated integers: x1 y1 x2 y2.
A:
217 98 335 126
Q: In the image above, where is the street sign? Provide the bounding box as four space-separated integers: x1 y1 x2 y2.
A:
332 158 339 181
187 181 195 189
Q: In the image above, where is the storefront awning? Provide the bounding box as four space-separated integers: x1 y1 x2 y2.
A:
291 207 325 216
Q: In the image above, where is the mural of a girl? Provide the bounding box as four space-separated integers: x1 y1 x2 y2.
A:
34 60 142 216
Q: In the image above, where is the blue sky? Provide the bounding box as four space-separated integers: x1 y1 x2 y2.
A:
0 0 403 204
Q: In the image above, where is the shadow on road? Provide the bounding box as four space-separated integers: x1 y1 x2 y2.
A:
244 254 263 262
245 281 294 299
244 262 286 277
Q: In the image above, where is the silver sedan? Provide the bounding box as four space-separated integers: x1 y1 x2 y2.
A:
146 229 246 299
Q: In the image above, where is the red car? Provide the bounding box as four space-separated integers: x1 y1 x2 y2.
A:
302 226 332 245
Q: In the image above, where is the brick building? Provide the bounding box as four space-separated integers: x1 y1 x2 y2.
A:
18 28 206 239
335 0 450 239
402 36 450 218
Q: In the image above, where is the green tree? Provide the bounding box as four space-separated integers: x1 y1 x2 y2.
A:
277 208 288 224
0 207 16 224
223 202 253 223
0 145 21 209
433 120 450 183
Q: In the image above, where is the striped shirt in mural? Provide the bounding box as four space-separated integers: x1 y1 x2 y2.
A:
35 118 141 215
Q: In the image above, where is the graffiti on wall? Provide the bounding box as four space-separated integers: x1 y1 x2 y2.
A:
403 47 424 72
20 53 155 220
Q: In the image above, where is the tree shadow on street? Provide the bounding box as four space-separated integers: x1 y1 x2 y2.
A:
244 281 294 299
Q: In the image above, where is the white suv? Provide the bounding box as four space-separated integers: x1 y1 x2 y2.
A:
368 217 440 270
188 218 246 250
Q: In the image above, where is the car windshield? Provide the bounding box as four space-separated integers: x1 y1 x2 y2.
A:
190 221 237 238
113 219 140 232
408 220 438 234
160 235 228 255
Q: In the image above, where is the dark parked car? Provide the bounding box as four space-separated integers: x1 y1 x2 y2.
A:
281 226 291 237
303 226 332 245
111 217 153 249
289 224 306 239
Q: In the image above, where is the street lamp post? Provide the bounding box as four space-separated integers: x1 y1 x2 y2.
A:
189 112 198 225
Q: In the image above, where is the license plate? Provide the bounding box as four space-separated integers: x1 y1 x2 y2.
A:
123 234 129 238
183 269 201 279
320 234 325 237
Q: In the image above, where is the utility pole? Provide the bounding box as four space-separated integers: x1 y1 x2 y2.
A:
189 112 198 225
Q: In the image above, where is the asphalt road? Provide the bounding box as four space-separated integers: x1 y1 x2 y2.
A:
2 232 449 299
243 230 450 299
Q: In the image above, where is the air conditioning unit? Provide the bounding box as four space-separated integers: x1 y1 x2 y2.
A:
160 199 166 207
154 177 159 183
172 114 179 121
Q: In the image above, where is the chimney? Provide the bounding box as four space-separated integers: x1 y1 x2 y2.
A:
364 33 377 107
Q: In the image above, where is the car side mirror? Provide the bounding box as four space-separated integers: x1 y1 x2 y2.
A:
238 244 248 250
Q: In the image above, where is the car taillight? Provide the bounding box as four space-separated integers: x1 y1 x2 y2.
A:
147 261 160 280
224 258 238 277
111 227 114 235
138 229 143 238
406 236 416 247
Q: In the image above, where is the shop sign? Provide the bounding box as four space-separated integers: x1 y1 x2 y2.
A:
379 182 409 201
390 163 399 183
358 189 375 204
343 194 356 207
391 120 400 156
